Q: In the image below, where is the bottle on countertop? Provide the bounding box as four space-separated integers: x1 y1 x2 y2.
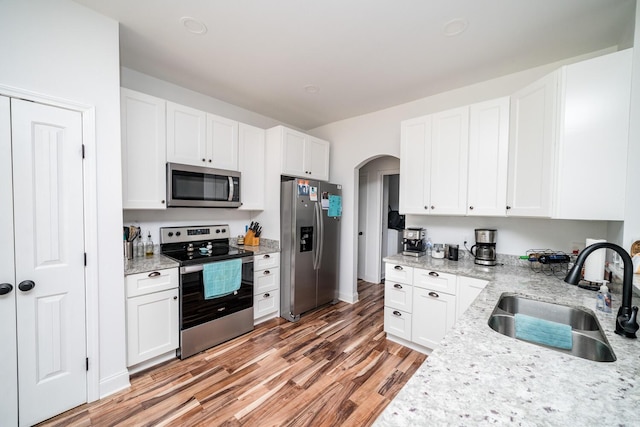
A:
145 231 154 257
426 237 433 256
135 234 145 257
596 280 612 313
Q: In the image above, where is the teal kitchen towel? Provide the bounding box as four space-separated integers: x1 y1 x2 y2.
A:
203 258 242 299
514 313 573 350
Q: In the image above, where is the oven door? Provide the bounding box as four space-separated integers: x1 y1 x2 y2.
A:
167 162 241 208
179 257 253 331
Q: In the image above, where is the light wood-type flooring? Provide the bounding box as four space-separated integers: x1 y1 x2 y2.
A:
38 280 427 427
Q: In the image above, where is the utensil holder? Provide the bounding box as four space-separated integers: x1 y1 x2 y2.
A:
124 241 134 260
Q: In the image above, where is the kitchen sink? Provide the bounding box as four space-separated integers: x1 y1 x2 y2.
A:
488 293 616 362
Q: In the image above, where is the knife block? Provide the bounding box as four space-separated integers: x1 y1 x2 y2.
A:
244 230 260 246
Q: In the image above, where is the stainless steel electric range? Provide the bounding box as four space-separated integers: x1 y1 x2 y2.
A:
160 224 254 359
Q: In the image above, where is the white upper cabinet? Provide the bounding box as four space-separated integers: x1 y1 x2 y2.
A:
167 101 239 171
279 126 330 181
467 97 510 216
553 49 632 220
399 116 431 214
399 106 469 215
430 106 469 215
507 71 559 217
121 88 167 209
238 123 266 210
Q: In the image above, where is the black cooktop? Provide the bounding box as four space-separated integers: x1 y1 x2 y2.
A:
161 242 252 266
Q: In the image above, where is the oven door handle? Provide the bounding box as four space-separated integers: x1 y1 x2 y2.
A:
181 265 203 274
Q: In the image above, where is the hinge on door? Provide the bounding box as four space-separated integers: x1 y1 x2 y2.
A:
84 253 87 266
82 144 85 159
86 357 89 371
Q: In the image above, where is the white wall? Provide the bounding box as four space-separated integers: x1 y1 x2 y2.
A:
310 48 621 303
0 0 127 398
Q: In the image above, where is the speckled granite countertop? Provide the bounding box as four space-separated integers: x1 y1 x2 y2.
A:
374 254 640 426
124 239 279 275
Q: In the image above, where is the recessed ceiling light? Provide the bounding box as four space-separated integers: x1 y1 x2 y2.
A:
442 18 468 37
180 17 208 35
304 85 320 94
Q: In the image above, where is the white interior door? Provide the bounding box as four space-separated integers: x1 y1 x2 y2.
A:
11 98 87 426
0 96 18 426
357 173 368 280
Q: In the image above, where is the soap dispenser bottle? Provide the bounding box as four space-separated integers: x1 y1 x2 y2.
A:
596 280 612 313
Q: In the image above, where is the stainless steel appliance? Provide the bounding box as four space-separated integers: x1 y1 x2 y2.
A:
160 224 254 359
402 227 426 257
470 228 497 266
166 162 241 208
280 179 341 322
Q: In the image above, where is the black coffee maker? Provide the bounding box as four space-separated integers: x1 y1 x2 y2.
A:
470 228 497 266
402 228 426 257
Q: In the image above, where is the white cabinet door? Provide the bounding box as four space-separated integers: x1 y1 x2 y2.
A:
254 289 280 321
429 107 469 215
0 96 17 427
238 123 265 210
282 127 307 178
399 116 431 214
206 113 239 171
127 288 179 366
166 101 207 167
11 99 87 426
553 49 632 220
456 276 488 318
467 97 510 216
412 287 456 349
507 71 558 217
307 136 330 181
121 88 167 209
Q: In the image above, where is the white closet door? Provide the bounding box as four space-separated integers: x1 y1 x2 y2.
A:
0 96 18 427
11 99 87 426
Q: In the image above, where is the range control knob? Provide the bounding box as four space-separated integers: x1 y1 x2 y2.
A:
168 232 174 237
216 229 221 234
176 231 181 236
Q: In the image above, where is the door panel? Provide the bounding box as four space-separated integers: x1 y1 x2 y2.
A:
0 96 18 427
11 99 86 426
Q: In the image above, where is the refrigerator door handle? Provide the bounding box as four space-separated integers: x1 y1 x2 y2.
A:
314 201 324 270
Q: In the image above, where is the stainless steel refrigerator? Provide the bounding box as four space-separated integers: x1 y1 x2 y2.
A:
280 178 341 322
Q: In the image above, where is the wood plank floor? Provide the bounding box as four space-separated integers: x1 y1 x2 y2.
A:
38 280 426 427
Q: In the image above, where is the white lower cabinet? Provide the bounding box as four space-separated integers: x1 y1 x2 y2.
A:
125 268 179 368
253 253 280 324
384 263 488 353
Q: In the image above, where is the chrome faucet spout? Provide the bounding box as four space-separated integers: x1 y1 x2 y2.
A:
564 242 638 338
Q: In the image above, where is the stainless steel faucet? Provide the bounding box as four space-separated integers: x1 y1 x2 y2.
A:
564 242 639 338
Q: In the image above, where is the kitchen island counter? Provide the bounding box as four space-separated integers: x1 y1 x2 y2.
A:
375 254 640 426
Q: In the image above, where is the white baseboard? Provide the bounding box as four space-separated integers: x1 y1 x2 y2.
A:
98 369 131 400
127 351 178 376
386 334 432 355
338 290 359 304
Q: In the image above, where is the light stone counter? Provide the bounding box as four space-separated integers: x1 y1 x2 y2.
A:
374 254 640 426
230 237 280 256
124 254 179 276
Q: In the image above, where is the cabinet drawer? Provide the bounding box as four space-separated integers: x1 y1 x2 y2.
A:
125 268 178 298
254 289 280 320
384 282 413 312
254 252 280 271
413 268 457 295
384 306 412 341
255 267 280 294
385 263 414 284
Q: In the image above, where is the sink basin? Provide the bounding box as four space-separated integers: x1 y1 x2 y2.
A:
488 293 616 362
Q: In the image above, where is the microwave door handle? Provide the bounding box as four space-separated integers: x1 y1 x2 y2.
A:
228 176 234 202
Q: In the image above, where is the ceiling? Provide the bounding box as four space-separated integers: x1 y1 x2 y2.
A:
74 0 636 130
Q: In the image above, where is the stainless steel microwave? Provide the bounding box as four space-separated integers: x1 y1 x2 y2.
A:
166 163 241 208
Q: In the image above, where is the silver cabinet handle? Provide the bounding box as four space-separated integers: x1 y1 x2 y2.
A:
264 254 270 259
428 292 439 298
393 284 402 289
264 270 270 275
264 293 270 298
148 271 161 278
428 271 439 277
394 265 403 270
393 310 402 316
